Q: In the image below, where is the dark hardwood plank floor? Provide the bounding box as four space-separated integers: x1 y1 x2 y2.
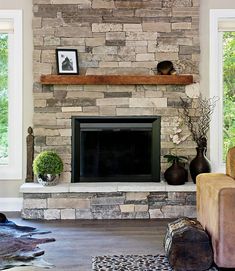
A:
7 214 170 271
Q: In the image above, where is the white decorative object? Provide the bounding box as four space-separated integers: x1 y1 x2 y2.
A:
185 83 200 98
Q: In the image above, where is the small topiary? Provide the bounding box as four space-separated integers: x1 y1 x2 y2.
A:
33 151 63 176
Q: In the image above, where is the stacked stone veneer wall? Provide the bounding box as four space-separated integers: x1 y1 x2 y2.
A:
33 0 200 183
22 191 196 220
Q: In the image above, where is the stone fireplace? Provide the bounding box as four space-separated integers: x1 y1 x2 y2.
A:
20 0 200 220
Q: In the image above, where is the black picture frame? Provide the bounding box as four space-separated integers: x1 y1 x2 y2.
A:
56 49 79 75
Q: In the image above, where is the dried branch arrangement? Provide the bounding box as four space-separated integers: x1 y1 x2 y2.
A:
180 96 218 148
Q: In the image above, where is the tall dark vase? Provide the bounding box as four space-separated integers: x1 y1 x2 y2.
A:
164 161 187 185
190 147 211 183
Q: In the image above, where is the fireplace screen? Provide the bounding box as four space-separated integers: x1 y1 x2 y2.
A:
72 117 160 182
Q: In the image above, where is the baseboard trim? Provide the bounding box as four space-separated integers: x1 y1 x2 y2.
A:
0 198 23 212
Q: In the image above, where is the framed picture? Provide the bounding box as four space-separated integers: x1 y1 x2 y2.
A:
56 49 79 75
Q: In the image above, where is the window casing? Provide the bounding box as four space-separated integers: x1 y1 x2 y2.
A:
0 10 22 179
210 10 235 172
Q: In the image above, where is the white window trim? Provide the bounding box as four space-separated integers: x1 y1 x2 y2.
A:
210 9 235 173
0 10 22 179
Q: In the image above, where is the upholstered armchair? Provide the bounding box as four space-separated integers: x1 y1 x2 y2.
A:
196 147 235 269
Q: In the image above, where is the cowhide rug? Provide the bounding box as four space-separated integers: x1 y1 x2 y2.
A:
0 213 55 270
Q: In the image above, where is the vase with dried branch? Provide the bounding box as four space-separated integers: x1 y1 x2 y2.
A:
180 96 218 183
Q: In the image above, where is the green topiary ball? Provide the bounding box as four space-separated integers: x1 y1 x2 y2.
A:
33 151 63 175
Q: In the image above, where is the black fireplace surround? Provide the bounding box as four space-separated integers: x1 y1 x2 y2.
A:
72 116 161 182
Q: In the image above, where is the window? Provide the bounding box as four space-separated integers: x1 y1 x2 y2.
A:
0 10 22 179
210 10 235 172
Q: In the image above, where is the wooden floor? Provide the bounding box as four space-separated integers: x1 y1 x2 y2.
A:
8 214 170 271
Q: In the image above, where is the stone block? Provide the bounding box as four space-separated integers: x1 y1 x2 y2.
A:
44 209 61 220
161 205 196 218
104 92 131 98
33 113 57 126
120 204 135 213
76 209 93 219
85 37 105 47
132 91 145 98
93 46 117 54
106 40 126 46
83 85 107 92
61 38 85 46
42 18 63 28
155 52 179 61
99 62 119 68
126 192 149 201
92 23 122 32
92 205 121 219
34 128 60 136
172 7 199 17
135 212 150 219
143 22 171 32
33 62 52 76
167 192 187 204
106 32 125 41
156 43 179 53
116 107 153 116
96 98 129 106
21 209 44 220
34 99 47 108
92 0 115 8
23 199 47 209
61 107 82 112
55 27 92 38
91 196 125 206
61 209 75 219
32 17 42 28
33 50 41 62
123 24 142 32
34 93 53 100
34 36 43 47
52 0 90 4
99 106 116 116
145 90 163 98
48 198 90 209
135 9 171 18
172 22 192 30
33 0 51 4
44 36 60 46
126 31 157 41
41 50 55 63
121 212 136 219
149 208 164 218
134 205 148 212
119 62 132 67
147 41 157 53
136 53 154 61
46 136 71 146
129 98 167 108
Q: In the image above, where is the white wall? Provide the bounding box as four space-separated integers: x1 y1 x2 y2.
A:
0 0 235 199
200 0 235 96
0 0 33 197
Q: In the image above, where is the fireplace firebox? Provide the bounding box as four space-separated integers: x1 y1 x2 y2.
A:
72 117 161 182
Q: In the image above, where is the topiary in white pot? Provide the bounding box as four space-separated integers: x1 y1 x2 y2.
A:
33 151 63 186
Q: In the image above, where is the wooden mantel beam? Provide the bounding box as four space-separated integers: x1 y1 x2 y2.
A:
40 74 194 85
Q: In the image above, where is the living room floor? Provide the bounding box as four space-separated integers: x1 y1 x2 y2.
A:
8 215 169 271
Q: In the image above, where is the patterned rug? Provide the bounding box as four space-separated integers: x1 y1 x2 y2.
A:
92 254 218 271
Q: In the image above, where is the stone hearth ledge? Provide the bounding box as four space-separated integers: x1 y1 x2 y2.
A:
20 182 195 194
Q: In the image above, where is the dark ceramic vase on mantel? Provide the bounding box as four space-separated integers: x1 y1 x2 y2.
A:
190 147 211 183
164 161 187 185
